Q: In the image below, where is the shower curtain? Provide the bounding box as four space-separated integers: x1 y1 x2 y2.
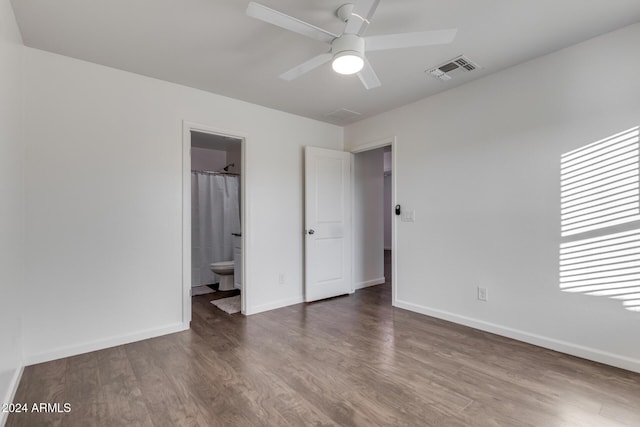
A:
191 172 240 287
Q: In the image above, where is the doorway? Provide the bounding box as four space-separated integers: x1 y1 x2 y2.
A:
182 122 247 324
351 138 396 305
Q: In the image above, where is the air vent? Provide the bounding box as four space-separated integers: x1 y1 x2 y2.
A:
325 108 362 123
427 55 481 81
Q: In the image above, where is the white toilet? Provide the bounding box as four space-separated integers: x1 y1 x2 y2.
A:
210 261 235 291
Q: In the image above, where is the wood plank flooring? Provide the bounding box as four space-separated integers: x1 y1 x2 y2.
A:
8 255 640 426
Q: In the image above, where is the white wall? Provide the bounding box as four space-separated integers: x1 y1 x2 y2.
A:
384 174 392 250
353 149 385 289
383 150 392 173
383 150 392 250
226 144 241 175
191 146 227 171
0 0 24 420
22 47 342 363
345 23 640 372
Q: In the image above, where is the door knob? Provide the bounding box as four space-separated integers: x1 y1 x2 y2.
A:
308 229 315 235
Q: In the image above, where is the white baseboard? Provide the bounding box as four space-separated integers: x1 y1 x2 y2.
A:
354 277 385 290
24 322 189 366
245 295 304 315
1 364 24 427
395 299 640 374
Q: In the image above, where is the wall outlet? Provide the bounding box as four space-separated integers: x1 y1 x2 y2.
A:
477 287 488 302
278 273 285 285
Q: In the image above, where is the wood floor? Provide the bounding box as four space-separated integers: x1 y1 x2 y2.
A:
8 257 640 426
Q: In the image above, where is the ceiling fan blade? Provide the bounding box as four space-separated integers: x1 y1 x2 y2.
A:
365 29 457 51
279 53 333 81
344 0 380 36
246 2 337 45
357 56 381 90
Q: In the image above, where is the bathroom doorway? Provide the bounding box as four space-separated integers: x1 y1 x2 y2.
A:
182 123 246 323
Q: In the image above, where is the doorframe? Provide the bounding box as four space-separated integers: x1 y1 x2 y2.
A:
350 136 398 306
182 121 249 324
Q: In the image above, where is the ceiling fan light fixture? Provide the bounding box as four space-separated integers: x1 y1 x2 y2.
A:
331 33 365 75
332 52 364 75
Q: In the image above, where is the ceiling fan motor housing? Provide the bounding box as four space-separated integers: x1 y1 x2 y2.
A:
332 34 365 58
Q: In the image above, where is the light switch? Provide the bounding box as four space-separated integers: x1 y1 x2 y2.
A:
401 210 415 222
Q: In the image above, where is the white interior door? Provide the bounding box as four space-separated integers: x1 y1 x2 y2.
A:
305 146 352 302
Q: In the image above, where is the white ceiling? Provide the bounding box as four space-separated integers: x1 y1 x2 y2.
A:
11 1 640 125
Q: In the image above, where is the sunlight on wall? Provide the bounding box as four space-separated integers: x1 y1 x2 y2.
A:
560 126 640 312
561 127 640 236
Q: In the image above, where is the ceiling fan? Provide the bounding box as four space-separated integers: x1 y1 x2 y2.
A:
246 0 457 89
